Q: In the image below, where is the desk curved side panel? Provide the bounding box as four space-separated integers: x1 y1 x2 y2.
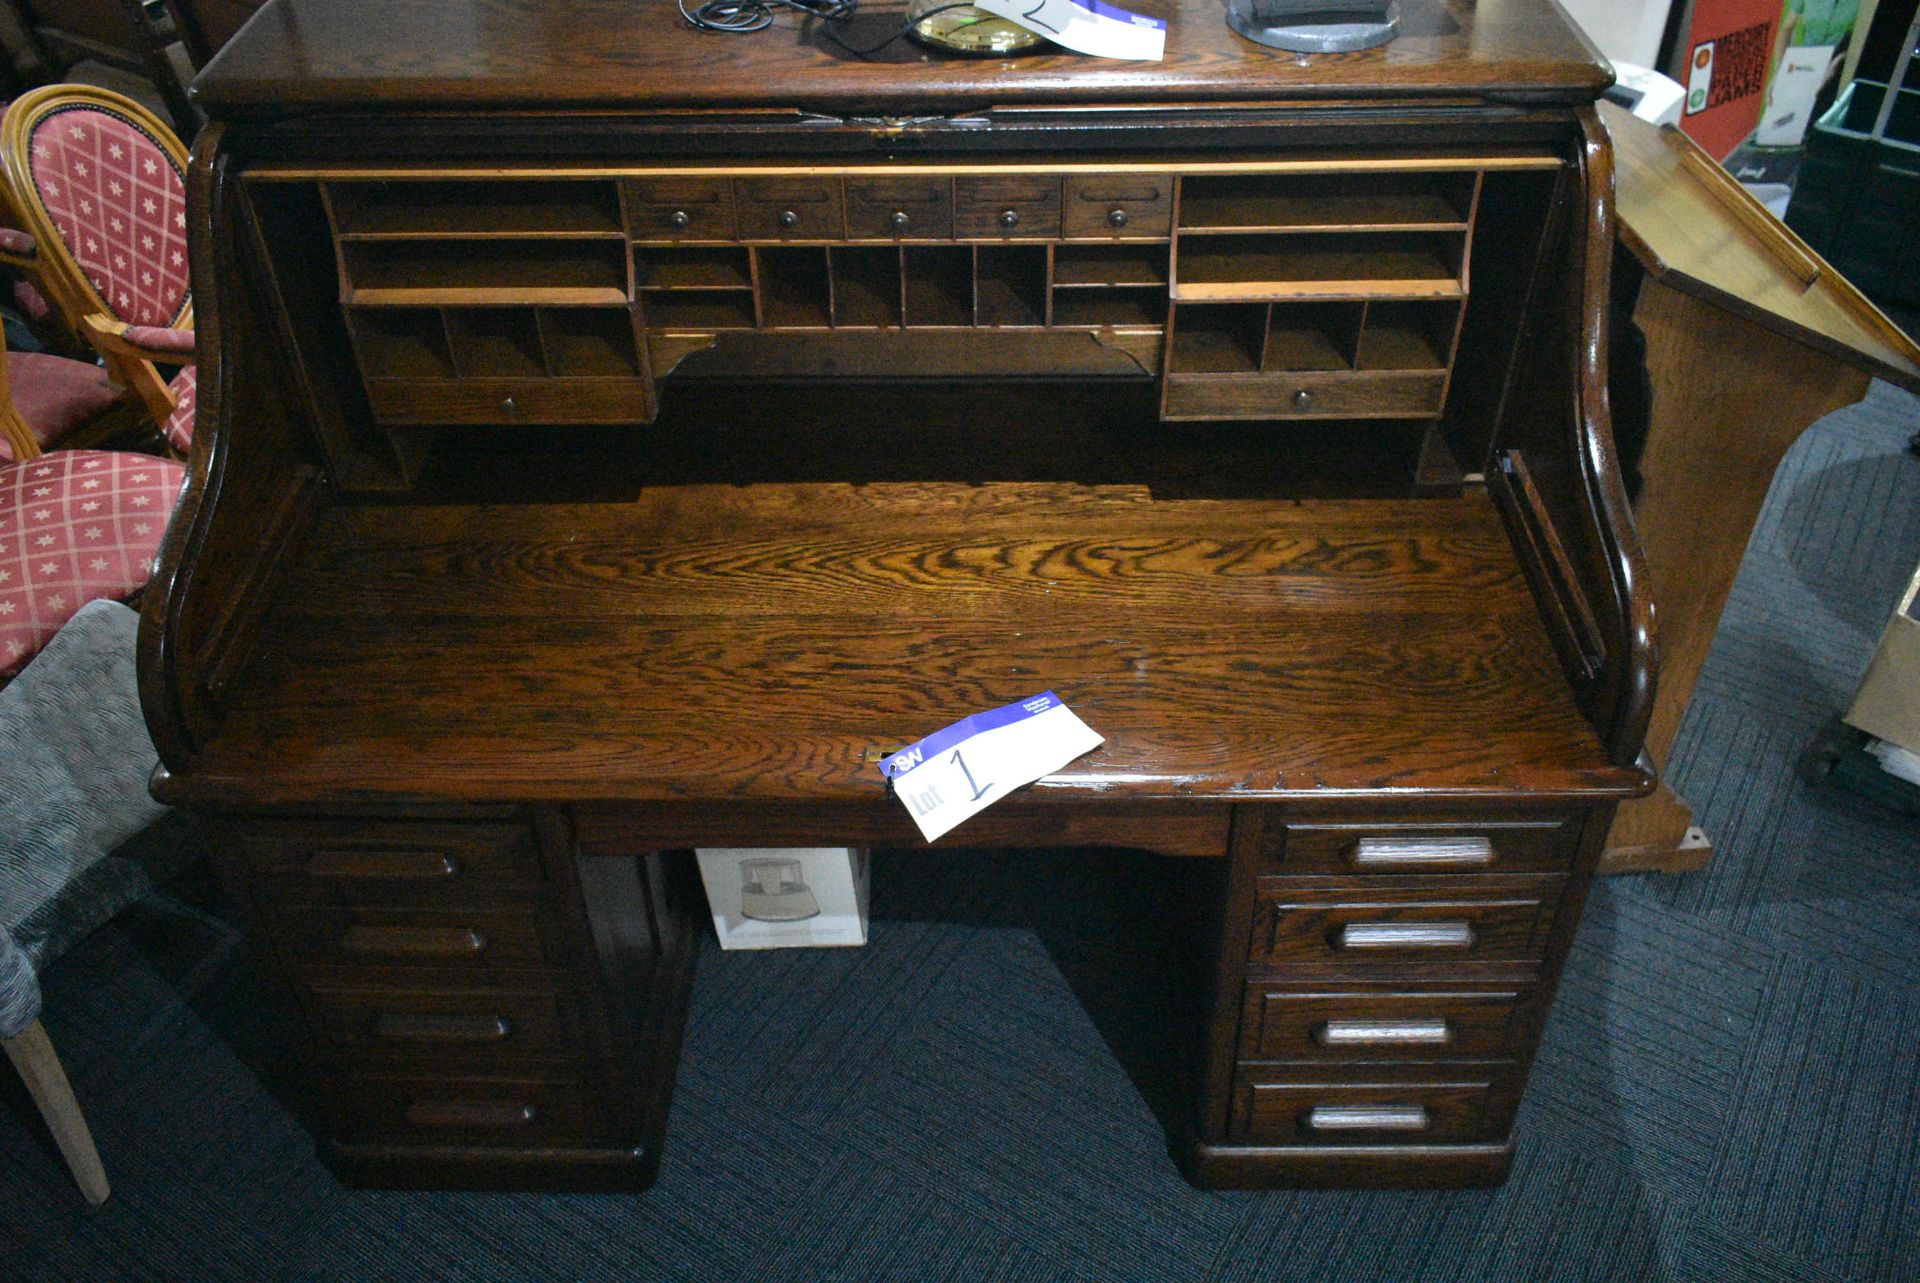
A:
139 124 328 773
1486 110 1657 775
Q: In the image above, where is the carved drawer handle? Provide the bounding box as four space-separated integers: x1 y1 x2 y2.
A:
1337 921 1475 951
339 925 488 959
1307 1105 1430 1132
1315 1018 1453 1047
1350 835 1496 869
405 1100 537 1129
370 1012 513 1042
307 849 462 880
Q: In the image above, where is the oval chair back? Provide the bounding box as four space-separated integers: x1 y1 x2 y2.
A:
0 87 196 449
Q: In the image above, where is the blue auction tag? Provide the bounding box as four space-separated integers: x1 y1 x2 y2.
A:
976 0 1166 60
880 691 1104 842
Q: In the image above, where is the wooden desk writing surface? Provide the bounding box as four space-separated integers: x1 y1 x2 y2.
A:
187 483 1623 806
145 0 1654 1192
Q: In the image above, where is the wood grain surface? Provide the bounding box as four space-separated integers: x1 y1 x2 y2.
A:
1601 100 1920 393
193 0 1611 117
169 481 1640 806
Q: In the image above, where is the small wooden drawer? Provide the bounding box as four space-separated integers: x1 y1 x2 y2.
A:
1231 1067 1513 1144
1162 371 1446 421
1238 985 1536 1063
1063 174 1173 238
365 377 652 426
1249 877 1563 967
954 176 1062 239
734 178 844 240
265 903 565 973
301 984 584 1063
1267 814 1580 875
343 1075 608 1144
845 177 952 240
234 818 545 898
626 178 736 241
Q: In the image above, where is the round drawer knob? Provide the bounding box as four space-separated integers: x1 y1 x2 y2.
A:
777 209 801 230
999 208 1020 229
889 209 911 231
500 396 518 416
1107 208 1129 229
1292 389 1314 411
669 210 691 229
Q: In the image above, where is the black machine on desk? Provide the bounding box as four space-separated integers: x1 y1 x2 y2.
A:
1227 1 1401 52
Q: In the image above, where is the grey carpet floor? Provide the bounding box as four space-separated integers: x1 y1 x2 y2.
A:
3 382 1917 1282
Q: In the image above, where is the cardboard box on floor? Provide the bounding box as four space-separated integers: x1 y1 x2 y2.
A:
1845 560 1920 756
694 847 871 949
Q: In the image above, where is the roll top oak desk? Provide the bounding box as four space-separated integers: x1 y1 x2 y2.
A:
141 0 1657 1191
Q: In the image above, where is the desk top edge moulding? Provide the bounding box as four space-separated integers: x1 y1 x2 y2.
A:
139 0 1657 1193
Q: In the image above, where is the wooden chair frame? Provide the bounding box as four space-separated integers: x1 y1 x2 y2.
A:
0 85 195 445
0 319 144 461
0 180 87 359
0 346 41 461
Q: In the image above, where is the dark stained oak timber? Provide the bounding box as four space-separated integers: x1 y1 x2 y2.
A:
194 0 1612 118
145 0 1652 1195
166 484 1640 809
1595 99 1920 875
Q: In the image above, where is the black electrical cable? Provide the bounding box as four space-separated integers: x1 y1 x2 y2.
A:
677 0 992 56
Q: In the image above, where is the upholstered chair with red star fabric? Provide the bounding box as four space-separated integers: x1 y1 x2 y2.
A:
0 450 183 679
0 305 125 466
0 86 196 457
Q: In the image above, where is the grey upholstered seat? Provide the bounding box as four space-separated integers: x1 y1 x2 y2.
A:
1 599 182 1204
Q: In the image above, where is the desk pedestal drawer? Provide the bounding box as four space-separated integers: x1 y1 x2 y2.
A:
343 1075 609 1145
1265 815 1579 875
233 818 546 902
1239 985 1535 1063
1231 1068 1513 1145
266 902 566 975
1250 877 1562 967
299 984 585 1065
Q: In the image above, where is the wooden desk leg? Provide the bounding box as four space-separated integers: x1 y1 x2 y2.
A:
1600 281 1871 875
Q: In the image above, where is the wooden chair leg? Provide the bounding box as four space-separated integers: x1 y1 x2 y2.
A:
2 1019 110 1206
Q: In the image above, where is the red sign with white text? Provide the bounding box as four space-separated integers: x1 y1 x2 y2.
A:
1678 0 1782 159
